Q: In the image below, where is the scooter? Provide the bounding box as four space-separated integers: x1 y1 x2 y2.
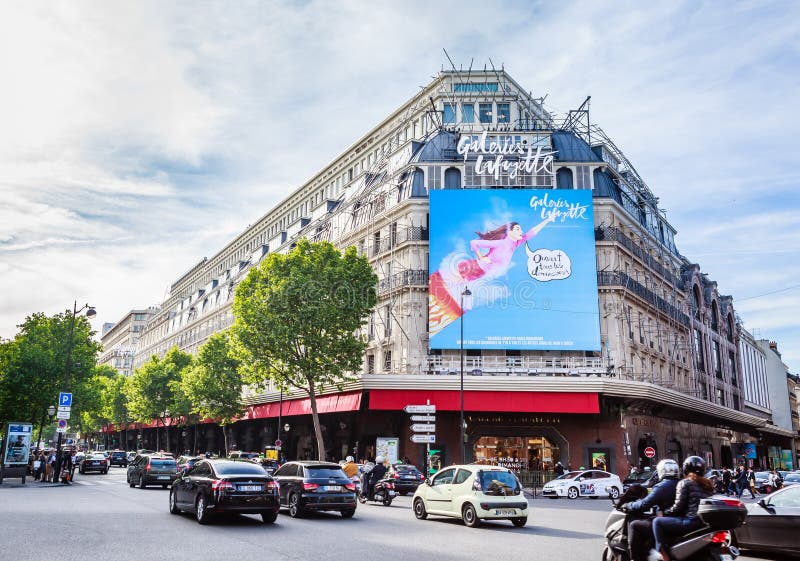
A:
358 476 395 506
602 490 745 561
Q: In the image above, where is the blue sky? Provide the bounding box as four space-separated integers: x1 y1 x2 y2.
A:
1 1 798 370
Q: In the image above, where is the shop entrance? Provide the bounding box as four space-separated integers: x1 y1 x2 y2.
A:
473 435 560 473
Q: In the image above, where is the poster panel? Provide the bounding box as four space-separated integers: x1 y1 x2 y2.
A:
3 423 33 465
375 437 399 465
429 189 600 350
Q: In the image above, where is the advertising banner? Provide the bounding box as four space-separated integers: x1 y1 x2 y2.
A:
3 423 33 466
428 189 600 350
375 437 399 465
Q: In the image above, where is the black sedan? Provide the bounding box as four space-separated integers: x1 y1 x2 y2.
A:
79 453 109 474
272 461 357 518
733 484 800 556
387 464 425 495
170 459 279 524
109 450 128 467
127 455 178 488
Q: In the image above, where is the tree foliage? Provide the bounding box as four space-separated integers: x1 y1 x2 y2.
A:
181 331 244 453
232 239 377 461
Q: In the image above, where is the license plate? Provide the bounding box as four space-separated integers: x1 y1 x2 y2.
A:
402 475 412 479
720 556 733 561
494 509 515 515
91 462 99 465
157 475 170 480
238 485 262 492
387 490 396 496
322 485 341 492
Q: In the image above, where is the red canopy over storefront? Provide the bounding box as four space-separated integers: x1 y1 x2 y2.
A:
243 391 362 420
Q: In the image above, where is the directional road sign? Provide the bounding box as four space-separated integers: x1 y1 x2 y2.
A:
56 411 70 420
411 434 436 444
410 424 436 433
59 392 73 407
409 415 436 422
403 404 436 414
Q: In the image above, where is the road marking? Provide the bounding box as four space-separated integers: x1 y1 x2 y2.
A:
74 480 95 486
94 480 114 485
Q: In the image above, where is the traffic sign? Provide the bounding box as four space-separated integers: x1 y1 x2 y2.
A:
56 419 67 432
56 411 70 420
409 415 436 422
58 405 71 412
274 439 282 447
410 424 436 433
404 404 436 414
411 434 436 444
56 427 67 434
59 392 73 407
644 446 656 458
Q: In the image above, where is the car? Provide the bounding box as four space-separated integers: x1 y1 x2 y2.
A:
126 451 136 463
412 464 528 528
732 484 800 556
622 469 657 491
79 453 109 474
387 463 425 495
250 457 279 475
177 455 204 475
541 469 623 500
272 461 357 518
170 459 279 524
780 472 800 488
228 451 261 461
127 455 178 489
109 450 128 467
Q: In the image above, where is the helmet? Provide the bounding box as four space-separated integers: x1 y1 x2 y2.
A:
682 455 706 476
346 456 354 463
375 455 384 464
656 459 680 479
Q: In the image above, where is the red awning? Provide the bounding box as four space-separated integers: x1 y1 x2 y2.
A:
244 391 362 420
368 389 598 414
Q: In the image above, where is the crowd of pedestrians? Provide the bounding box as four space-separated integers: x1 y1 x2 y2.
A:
718 465 783 498
29 449 78 484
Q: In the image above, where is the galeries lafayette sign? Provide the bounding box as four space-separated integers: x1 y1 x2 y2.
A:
457 131 556 181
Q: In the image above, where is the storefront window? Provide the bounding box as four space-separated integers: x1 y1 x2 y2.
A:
472 435 559 472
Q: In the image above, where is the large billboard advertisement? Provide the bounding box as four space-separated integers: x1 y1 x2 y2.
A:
428 189 600 350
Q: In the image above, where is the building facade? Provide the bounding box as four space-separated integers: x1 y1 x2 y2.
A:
100 308 158 377
123 69 789 474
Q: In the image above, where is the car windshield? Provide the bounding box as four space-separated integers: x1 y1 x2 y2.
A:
784 474 800 482
214 462 266 476
305 467 346 478
88 454 105 459
478 471 521 495
151 460 176 468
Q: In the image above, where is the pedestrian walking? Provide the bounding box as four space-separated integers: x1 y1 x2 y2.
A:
722 468 732 496
747 468 758 497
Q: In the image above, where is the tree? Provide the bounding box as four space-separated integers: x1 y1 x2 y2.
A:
232 239 377 461
126 346 193 452
181 331 244 454
0 312 100 436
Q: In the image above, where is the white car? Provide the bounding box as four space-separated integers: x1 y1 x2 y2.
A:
541 469 622 499
412 464 529 528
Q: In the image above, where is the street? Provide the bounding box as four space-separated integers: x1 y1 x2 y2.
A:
0 467 778 561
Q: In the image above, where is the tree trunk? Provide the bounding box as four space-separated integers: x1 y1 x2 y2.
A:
155 422 160 451
165 424 171 455
307 376 326 461
193 422 198 455
222 425 228 456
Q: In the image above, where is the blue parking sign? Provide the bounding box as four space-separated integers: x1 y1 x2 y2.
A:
59 392 72 407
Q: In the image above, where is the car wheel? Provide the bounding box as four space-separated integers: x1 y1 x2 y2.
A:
196 495 211 525
261 510 278 524
340 509 356 519
462 503 480 527
413 498 428 520
169 489 181 514
608 486 620 500
567 487 579 499
288 492 304 518
511 517 527 527
139 475 146 489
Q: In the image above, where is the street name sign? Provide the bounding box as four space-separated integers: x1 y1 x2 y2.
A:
409 415 436 422
410 434 436 444
410 424 436 433
59 392 73 407
56 411 70 420
403 404 436 414
58 405 71 412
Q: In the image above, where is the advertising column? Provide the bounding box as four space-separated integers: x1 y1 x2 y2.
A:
0 422 34 484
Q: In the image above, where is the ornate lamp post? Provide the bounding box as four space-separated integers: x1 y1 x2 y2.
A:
53 301 96 482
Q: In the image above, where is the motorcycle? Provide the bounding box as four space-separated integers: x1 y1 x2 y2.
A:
358 476 396 506
602 487 745 561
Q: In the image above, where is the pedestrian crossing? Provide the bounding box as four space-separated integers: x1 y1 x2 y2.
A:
74 479 119 486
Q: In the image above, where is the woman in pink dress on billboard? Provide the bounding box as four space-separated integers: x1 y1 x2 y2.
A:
429 214 555 336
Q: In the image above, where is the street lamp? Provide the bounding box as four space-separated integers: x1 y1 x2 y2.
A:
53 301 96 482
460 287 471 464
36 405 57 450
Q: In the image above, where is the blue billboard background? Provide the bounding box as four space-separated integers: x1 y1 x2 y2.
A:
428 189 600 350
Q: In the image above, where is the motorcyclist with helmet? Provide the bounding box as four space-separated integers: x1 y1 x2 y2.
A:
650 456 714 561
621 459 681 561
367 455 388 500
342 455 359 478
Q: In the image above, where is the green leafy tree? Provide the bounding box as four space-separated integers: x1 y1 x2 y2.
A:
0 312 100 439
232 239 377 461
181 331 244 454
126 346 193 452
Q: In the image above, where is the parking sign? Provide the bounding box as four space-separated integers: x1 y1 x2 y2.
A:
59 392 72 407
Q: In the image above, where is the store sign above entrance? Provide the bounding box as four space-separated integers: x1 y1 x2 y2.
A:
456 131 556 182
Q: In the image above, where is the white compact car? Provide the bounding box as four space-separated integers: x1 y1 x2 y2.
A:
412 464 529 528
541 469 622 499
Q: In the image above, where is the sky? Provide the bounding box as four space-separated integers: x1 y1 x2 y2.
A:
1 1 799 370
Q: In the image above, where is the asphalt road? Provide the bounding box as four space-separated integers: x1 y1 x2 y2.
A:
0 468 778 561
